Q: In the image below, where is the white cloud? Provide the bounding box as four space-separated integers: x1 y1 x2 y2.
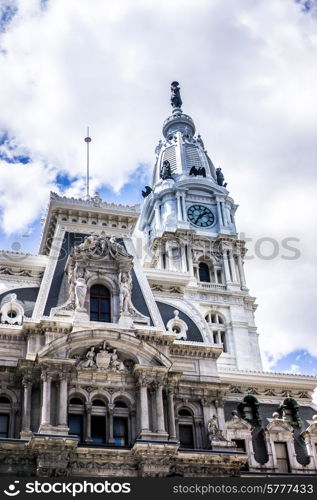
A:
0 0 316 367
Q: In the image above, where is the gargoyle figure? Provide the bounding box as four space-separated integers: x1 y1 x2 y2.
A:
142 186 152 198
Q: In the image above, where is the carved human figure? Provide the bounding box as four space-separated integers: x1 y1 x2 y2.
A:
119 271 133 314
83 347 96 368
75 277 87 311
109 237 131 259
207 415 219 440
109 349 124 371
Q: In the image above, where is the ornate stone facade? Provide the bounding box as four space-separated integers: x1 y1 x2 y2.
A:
0 85 315 477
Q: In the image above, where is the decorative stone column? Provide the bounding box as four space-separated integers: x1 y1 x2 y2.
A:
236 251 247 289
221 202 227 226
229 249 238 282
155 382 166 434
181 194 186 221
154 201 161 230
108 403 115 444
167 388 177 440
217 200 224 226
39 371 52 433
176 193 183 221
21 375 32 438
214 399 226 430
222 247 231 283
58 373 69 430
85 403 92 443
138 378 150 436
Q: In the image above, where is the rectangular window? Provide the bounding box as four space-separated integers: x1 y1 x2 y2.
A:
179 425 194 449
68 414 83 443
234 439 249 471
113 417 128 447
0 414 9 438
274 442 291 473
91 415 106 445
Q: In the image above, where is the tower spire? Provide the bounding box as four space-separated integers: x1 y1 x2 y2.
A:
84 127 92 199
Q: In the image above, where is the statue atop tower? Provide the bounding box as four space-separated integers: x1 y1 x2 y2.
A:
171 81 182 109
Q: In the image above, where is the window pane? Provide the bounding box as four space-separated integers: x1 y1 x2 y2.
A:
179 425 194 448
114 417 128 446
199 263 210 282
91 416 106 444
0 414 8 437
275 442 290 473
68 414 83 442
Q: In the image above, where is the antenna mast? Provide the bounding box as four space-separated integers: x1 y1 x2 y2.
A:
84 127 92 198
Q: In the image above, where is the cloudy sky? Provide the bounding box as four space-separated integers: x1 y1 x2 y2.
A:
0 0 316 377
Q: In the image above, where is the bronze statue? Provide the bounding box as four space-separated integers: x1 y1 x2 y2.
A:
160 160 173 180
216 167 227 187
171 81 182 109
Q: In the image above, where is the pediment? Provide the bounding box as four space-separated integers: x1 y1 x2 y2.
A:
36 328 172 369
226 417 252 431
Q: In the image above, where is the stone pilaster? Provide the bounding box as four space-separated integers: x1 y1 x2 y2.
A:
39 371 52 433
20 375 33 439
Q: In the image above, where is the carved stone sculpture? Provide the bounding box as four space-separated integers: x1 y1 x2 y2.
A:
75 277 87 311
119 271 133 314
207 415 226 445
82 347 96 368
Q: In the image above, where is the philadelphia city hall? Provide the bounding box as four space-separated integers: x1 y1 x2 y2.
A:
0 83 316 477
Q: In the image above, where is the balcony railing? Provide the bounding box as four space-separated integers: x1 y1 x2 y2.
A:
198 282 226 290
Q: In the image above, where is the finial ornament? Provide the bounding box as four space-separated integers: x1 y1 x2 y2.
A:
84 127 92 199
171 81 182 109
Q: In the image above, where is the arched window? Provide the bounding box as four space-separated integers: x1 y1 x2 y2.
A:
238 395 261 425
0 396 11 438
178 408 195 449
90 284 111 322
199 263 210 282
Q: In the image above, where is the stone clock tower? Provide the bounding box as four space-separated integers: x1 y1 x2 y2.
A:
139 81 261 372
0 82 315 477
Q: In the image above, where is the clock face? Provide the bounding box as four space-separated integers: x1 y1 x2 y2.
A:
187 204 215 227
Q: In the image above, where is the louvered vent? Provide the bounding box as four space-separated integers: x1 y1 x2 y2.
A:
185 145 202 169
161 146 177 171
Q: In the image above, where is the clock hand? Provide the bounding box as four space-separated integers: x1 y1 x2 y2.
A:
194 212 205 224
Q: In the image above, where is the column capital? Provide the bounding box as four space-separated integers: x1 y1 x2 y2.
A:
108 403 115 414
41 371 52 382
22 375 33 388
214 398 224 409
200 396 212 407
85 402 92 414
